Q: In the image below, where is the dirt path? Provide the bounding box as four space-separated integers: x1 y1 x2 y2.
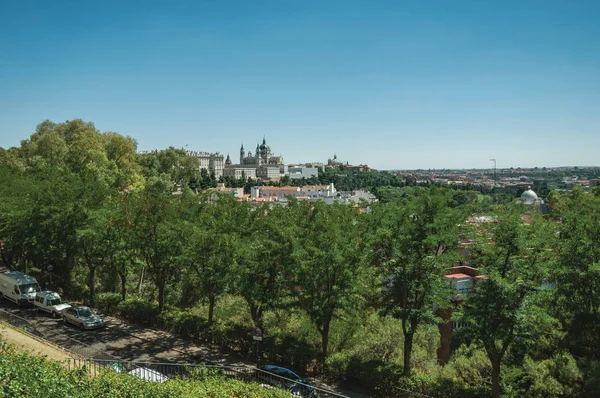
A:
0 323 73 362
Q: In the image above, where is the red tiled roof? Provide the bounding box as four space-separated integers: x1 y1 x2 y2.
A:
444 273 471 279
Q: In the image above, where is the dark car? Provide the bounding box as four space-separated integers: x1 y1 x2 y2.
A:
256 365 317 397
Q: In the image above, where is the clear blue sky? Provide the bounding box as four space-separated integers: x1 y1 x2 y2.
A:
1 0 599 170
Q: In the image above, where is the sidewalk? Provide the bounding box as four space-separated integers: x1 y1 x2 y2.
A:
101 314 250 366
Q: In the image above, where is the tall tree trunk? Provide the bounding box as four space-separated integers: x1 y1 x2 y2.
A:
157 280 165 313
246 298 263 329
321 318 331 369
491 358 501 398
88 266 96 308
208 294 216 325
137 266 145 295
403 331 414 377
208 293 216 344
120 271 127 301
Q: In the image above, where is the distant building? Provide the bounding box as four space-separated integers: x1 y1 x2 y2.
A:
437 266 487 364
185 151 224 179
288 166 319 180
208 183 244 200
518 186 549 215
252 186 301 200
300 184 336 199
345 164 373 172
223 166 257 180
327 154 345 168
225 137 286 180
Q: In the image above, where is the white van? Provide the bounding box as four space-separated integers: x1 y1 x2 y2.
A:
0 271 41 306
34 291 71 318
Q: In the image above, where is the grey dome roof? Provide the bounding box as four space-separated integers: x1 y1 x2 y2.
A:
520 187 539 204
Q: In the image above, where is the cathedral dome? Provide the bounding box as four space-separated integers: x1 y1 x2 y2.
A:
520 187 538 204
259 137 270 152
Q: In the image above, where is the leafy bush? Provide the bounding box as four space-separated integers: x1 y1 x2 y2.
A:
0 338 291 397
95 292 122 314
116 297 160 324
441 344 491 389
158 308 207 339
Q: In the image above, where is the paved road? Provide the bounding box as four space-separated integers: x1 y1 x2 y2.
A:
0 298 371 397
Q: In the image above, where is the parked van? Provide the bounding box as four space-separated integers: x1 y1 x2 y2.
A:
0 272 41 306
34 291 71 318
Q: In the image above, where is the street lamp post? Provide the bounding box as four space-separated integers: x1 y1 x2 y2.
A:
47 265 53 290
490 158 497 182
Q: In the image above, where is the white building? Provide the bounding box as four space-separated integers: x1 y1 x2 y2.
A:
225 137 286 180
299 184 336 199
252 186 301 200
223 165 257 180
288 166 319 180
186 151 224 179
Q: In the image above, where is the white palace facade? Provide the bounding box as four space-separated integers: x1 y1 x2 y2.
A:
223 138 288 180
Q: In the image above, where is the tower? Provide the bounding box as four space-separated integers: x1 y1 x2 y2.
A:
256 142 261 166
225 153 232 166
240 144 245 164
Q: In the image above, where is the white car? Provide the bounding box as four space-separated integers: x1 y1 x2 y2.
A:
33 291 71 318
128 367 169 383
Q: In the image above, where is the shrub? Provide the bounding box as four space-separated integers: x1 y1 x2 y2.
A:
158 308 208 339
0 338 291 397
95 292 123 315
116 297 160 324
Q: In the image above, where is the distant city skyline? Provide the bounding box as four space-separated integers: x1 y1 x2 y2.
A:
1 1 599 170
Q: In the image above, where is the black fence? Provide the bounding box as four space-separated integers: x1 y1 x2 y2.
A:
66 358 349 398
1 309 349 397
0 309 44 338
0 309 118 361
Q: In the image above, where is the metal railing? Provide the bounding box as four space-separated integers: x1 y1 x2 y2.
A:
0 309 44 338
66 358 349 397
1 309 347 397
0 309 118 362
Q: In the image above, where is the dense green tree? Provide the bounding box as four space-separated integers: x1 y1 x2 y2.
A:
232 203 293 330
182 193 237 327
458 207 555 397
128 179 187 312
367 190 463 376
77 207 115 307
552 192 600 360
292 201 367 364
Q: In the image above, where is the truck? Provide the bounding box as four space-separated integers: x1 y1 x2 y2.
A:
0 271 41 306
33 290 71 318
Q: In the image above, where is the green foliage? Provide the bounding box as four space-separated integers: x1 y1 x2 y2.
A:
157 308 208 339
95 292 123 314
3 119 600 398
457 206 556 397
367 189 464 376
0 339 291 398
117 297 160 322
552 192 600 359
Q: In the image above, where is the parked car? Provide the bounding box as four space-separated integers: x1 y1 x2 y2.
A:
255 365 317 397
128 367 169 382
34 291 71 318
108 362 169 383
62 306 104 330
0 271 41 306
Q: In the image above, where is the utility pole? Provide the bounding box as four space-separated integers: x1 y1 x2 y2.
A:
490 158 497 182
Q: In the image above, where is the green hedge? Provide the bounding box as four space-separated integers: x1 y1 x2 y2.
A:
96 292 122 314
0 339 291 398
